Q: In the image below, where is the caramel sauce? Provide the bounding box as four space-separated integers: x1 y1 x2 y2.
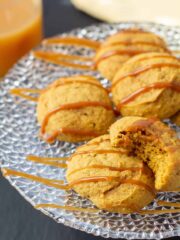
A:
157 200 180 208
67 165 143 177
106 41 166 48
138 209 180 215
131 54 179 64
35 203 180 214
43 128 101 144
41 101 113 136
115 29 167 44
94 49 149 67
2 168 69 190
104 202 139 212
27 155 68 168
35 203 99 213
2 168 155 195
43 37 100 50
112 63 180 88
33 51 93 70
42 78 108 94
117 82 180 109
76 137 110 151
126 118 157 132
69 176 155 196
71 149 127 159
85 137 110 146
34 36 101 71
103 178 156 196
10 88 41 102
34 50 92 62
116 29 152 34
27 155 69 161
10 76 109 102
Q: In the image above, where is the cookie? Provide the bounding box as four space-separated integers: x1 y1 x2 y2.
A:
110 117 180 191
66 134 155 213
37 75 115 143
94 29 169 81
112 52 180 119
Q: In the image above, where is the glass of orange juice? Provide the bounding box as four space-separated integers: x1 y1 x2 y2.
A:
0 0 43 77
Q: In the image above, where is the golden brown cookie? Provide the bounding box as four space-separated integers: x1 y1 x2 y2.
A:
112 52 180 119
94 29 169 81
66 134 155 213
37 75 115 143
110 117 180 191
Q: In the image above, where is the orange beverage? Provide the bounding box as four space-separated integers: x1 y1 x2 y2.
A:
0 0 43 77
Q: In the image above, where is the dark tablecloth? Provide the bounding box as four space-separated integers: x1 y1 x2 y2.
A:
0 0 178 239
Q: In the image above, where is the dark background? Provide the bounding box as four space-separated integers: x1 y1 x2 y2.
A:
0 0 178 239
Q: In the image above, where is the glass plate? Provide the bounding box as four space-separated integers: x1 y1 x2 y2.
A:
0 22 180 240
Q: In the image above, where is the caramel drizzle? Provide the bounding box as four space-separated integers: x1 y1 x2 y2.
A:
130 54 179 64
27 155 68 168
116 29 155 34
10 76 109 102
76 137 110 151
69 176 156 196
138 209 180 215
43 78 108 93
2 168 67 190
157 200 180 208
2 168 154 195
35 203 180 214
117 82 180 109
67 165 143 177
94 51 177 68
104 202 139 212
33 51 94 70
94 49 150 67
43 37 100 50
43 128 101 144
34 50 92 62
6 167 180 214
35 203 99 213
41 101 113 142
33 36 100 71
115 29 167 44
70 149 127 159
95 33 172 67
41 101 113 134
10 88 41 102
112 63 180 88
86 137 110 146
126 118 157 132
106 41 168 50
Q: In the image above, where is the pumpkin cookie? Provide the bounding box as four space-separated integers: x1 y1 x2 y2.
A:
37 75 115 143
94 29 169 81
66 134 155 213
112 52 180 119
110 117 180 191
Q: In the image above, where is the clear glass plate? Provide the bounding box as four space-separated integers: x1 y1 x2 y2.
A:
0 22 180 239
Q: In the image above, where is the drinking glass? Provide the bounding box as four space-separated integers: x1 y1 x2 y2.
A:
0 0 43 77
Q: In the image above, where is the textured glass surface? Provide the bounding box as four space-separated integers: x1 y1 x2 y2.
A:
0 22 180 239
